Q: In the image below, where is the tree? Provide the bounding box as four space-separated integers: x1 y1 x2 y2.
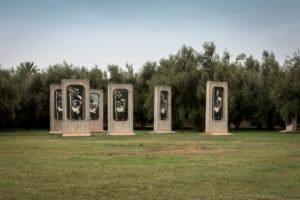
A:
148 45 202 129
107 65 124 83
89 65 106 89
199 42 218 80
0 43 299 131
135 62 157 125
0 70 19 127
16 61 39 78
272 50 300 125
258 51 282 129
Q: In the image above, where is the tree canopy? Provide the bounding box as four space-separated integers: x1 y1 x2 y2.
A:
0 43 299 130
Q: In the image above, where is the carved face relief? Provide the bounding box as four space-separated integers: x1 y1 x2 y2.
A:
54 89 62 120
67 85 84 120
160 91 168 120
212 87 224 120
90 93 99 120
113 89 128 121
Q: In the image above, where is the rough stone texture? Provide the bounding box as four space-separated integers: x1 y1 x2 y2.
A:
107 83 134 135
49 84 62 134
89 89 104 133
205 81 231 135
61 79 91 136
153 86 174 133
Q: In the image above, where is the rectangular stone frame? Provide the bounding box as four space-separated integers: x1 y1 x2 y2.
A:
107 83 134 135
49 84 62 134
61 79 91 136
89 89 104 133
205 81 230 135
153 86 174 133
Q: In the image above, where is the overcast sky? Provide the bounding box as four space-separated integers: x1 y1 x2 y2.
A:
0 0 299 70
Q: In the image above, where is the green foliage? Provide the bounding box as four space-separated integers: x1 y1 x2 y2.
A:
147 46 202 128
135 62 157 124
0 70 19 127
16 61 39 78
0 44 299 129
272 50 300 123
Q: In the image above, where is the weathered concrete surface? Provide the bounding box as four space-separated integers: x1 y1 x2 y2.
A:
49 84 62 134
152 86 174 133
89 89 105 133
205 81 231 135
61 79 91 137
107 83 134 135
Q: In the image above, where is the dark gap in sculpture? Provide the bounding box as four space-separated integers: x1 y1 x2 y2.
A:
212 87 223 120
113 89 128 121
55 89 62 120
160 90 168 120
67 85 84 120
90 93 99 120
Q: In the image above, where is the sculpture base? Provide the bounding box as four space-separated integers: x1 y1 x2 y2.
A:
49 131 62 134
204 132 232 136
91 130 106 135
149 131 176 134
62 133 91 137
279 129 299 133
107 132 135 136
91 130 105 133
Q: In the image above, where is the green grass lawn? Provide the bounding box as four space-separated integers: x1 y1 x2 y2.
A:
0 130 299 200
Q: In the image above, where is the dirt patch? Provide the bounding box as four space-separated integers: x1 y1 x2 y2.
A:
151 146 233 154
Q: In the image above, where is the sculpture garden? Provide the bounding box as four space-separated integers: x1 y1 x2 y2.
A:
1 0 300 198
1 44 299 199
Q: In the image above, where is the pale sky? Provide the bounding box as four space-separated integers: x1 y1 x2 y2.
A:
0 0 299 71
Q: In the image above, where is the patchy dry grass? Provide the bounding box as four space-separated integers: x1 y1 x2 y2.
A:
0 130 299 200
149 146 233 154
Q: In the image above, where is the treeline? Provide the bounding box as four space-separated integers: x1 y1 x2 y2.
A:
0 42 299 130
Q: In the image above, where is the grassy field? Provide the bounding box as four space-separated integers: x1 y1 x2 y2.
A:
0 130 299 200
